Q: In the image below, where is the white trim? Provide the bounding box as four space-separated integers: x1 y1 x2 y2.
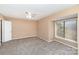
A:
13 36 37 40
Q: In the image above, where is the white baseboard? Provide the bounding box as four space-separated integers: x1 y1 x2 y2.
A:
37 37 50 42
13 36 37 40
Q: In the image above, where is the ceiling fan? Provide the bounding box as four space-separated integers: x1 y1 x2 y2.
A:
25 11 37 19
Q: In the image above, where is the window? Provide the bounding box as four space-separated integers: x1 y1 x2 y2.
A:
54 17 77 42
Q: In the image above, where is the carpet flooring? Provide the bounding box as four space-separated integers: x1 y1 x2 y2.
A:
0 37 78 55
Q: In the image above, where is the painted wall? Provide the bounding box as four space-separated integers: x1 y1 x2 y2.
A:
37 5 79 42
37 18 49 42
4 17 37 39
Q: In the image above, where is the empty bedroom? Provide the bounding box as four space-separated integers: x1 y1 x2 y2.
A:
0 4 79 55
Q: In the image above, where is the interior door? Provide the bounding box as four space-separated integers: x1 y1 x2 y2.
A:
2 20 12 42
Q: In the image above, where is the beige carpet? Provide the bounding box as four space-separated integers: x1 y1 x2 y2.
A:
0 37 77 55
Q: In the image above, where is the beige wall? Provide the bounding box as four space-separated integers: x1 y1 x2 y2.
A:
37 18 49 42
37 5 79 42
4 17 37 39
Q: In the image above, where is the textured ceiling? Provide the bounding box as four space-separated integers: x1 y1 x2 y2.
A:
0 4 76 20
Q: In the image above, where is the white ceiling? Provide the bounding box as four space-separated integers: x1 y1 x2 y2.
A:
0 4 76 20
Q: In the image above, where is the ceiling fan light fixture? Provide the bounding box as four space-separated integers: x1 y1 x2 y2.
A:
25 11 32 19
